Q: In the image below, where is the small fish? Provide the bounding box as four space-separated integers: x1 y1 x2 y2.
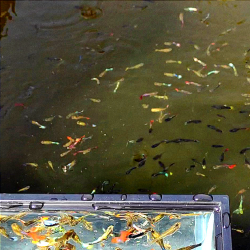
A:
11 223 26 239
31 121 46 129
18 186 30 192
91 225 114 244
76 121 86 126
23 163 38 167
235 189 246 197
175 242 202 250
214 64 231 69
213 164 236 170
66 110 84 119
196 172 205 177
138 159 146 167
136 138 144 143
207 125 222 133
89 98 101 103
60 150 72 157
155 48 172 53
153 95 168 100
175 88 192 94
0 226 10 238
165 115 176 122
142 104 149 108
165 60 182 64
158 161 165 169
193 57 206 67
194 44 200 50
151 141 164 148
48 161 55 171
43 116 55 122
212 145 224 148
233 195 244 214
73 146 98 156
232 228 244 233
229 128 249 132
125 63 144 71
220 148 229 162
185 81 201 87
153 153 164 160
164 73 182 79
184 7 198 12
66 160 76 171
154 82 172 87
41 141 60 145
111 230 131 243
217 114 226 119
208 185 217 194
91 77 100 84
150 222 181 244
179 13 184 28
113 78 124 93
151 106 168 112
140 92 158 100
126 167 137 175
240 147 250 154
241 94 250 98
211 105 233 110
244 155 250 169
229 63 238 76
185 120 201 125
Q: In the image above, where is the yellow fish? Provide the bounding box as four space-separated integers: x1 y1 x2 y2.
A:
125 63 144 71
23 163 38 167
18 186 30 192
77 121 86 126
48 161 55 171
151 106 169 112
155 48 172 53
90 98 101 103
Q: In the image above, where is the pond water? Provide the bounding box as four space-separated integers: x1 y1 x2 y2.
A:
1 1 250 249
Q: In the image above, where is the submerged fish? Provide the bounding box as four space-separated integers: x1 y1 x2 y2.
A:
211 105 233 110
175 242 202 250
207 125 222 133
233 195 244 215
125 63 144 71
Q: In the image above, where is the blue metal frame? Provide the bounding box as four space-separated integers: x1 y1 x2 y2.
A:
0 193 232 250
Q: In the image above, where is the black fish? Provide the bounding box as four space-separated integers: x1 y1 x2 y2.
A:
217 114 226 119
138 159 146 167
229 128 248 132
240 147 250 154
207 125 222 133
136 137 144 142
153 153 163 160
185 120 202 125
220 148 229 162
165 115 176 122
239 110 250 113
129 232 145 239
202 157 206 167
212 144 224 148
158 161 165 169
192 159 202 165
220 152 225 162
126 167 137 175
167 138 199 143
212 105 233 110
151 141 164 148
149 128 153 133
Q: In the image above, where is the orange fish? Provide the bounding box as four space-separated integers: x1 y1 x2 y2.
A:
24 231 46 241
111 231 131 243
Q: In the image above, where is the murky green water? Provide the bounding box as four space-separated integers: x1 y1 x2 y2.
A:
1 1 250 249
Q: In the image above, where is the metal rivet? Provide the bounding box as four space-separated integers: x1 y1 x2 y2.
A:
81 194 93 201
149 194 162 201
121 194 127 201
193 194 213 202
